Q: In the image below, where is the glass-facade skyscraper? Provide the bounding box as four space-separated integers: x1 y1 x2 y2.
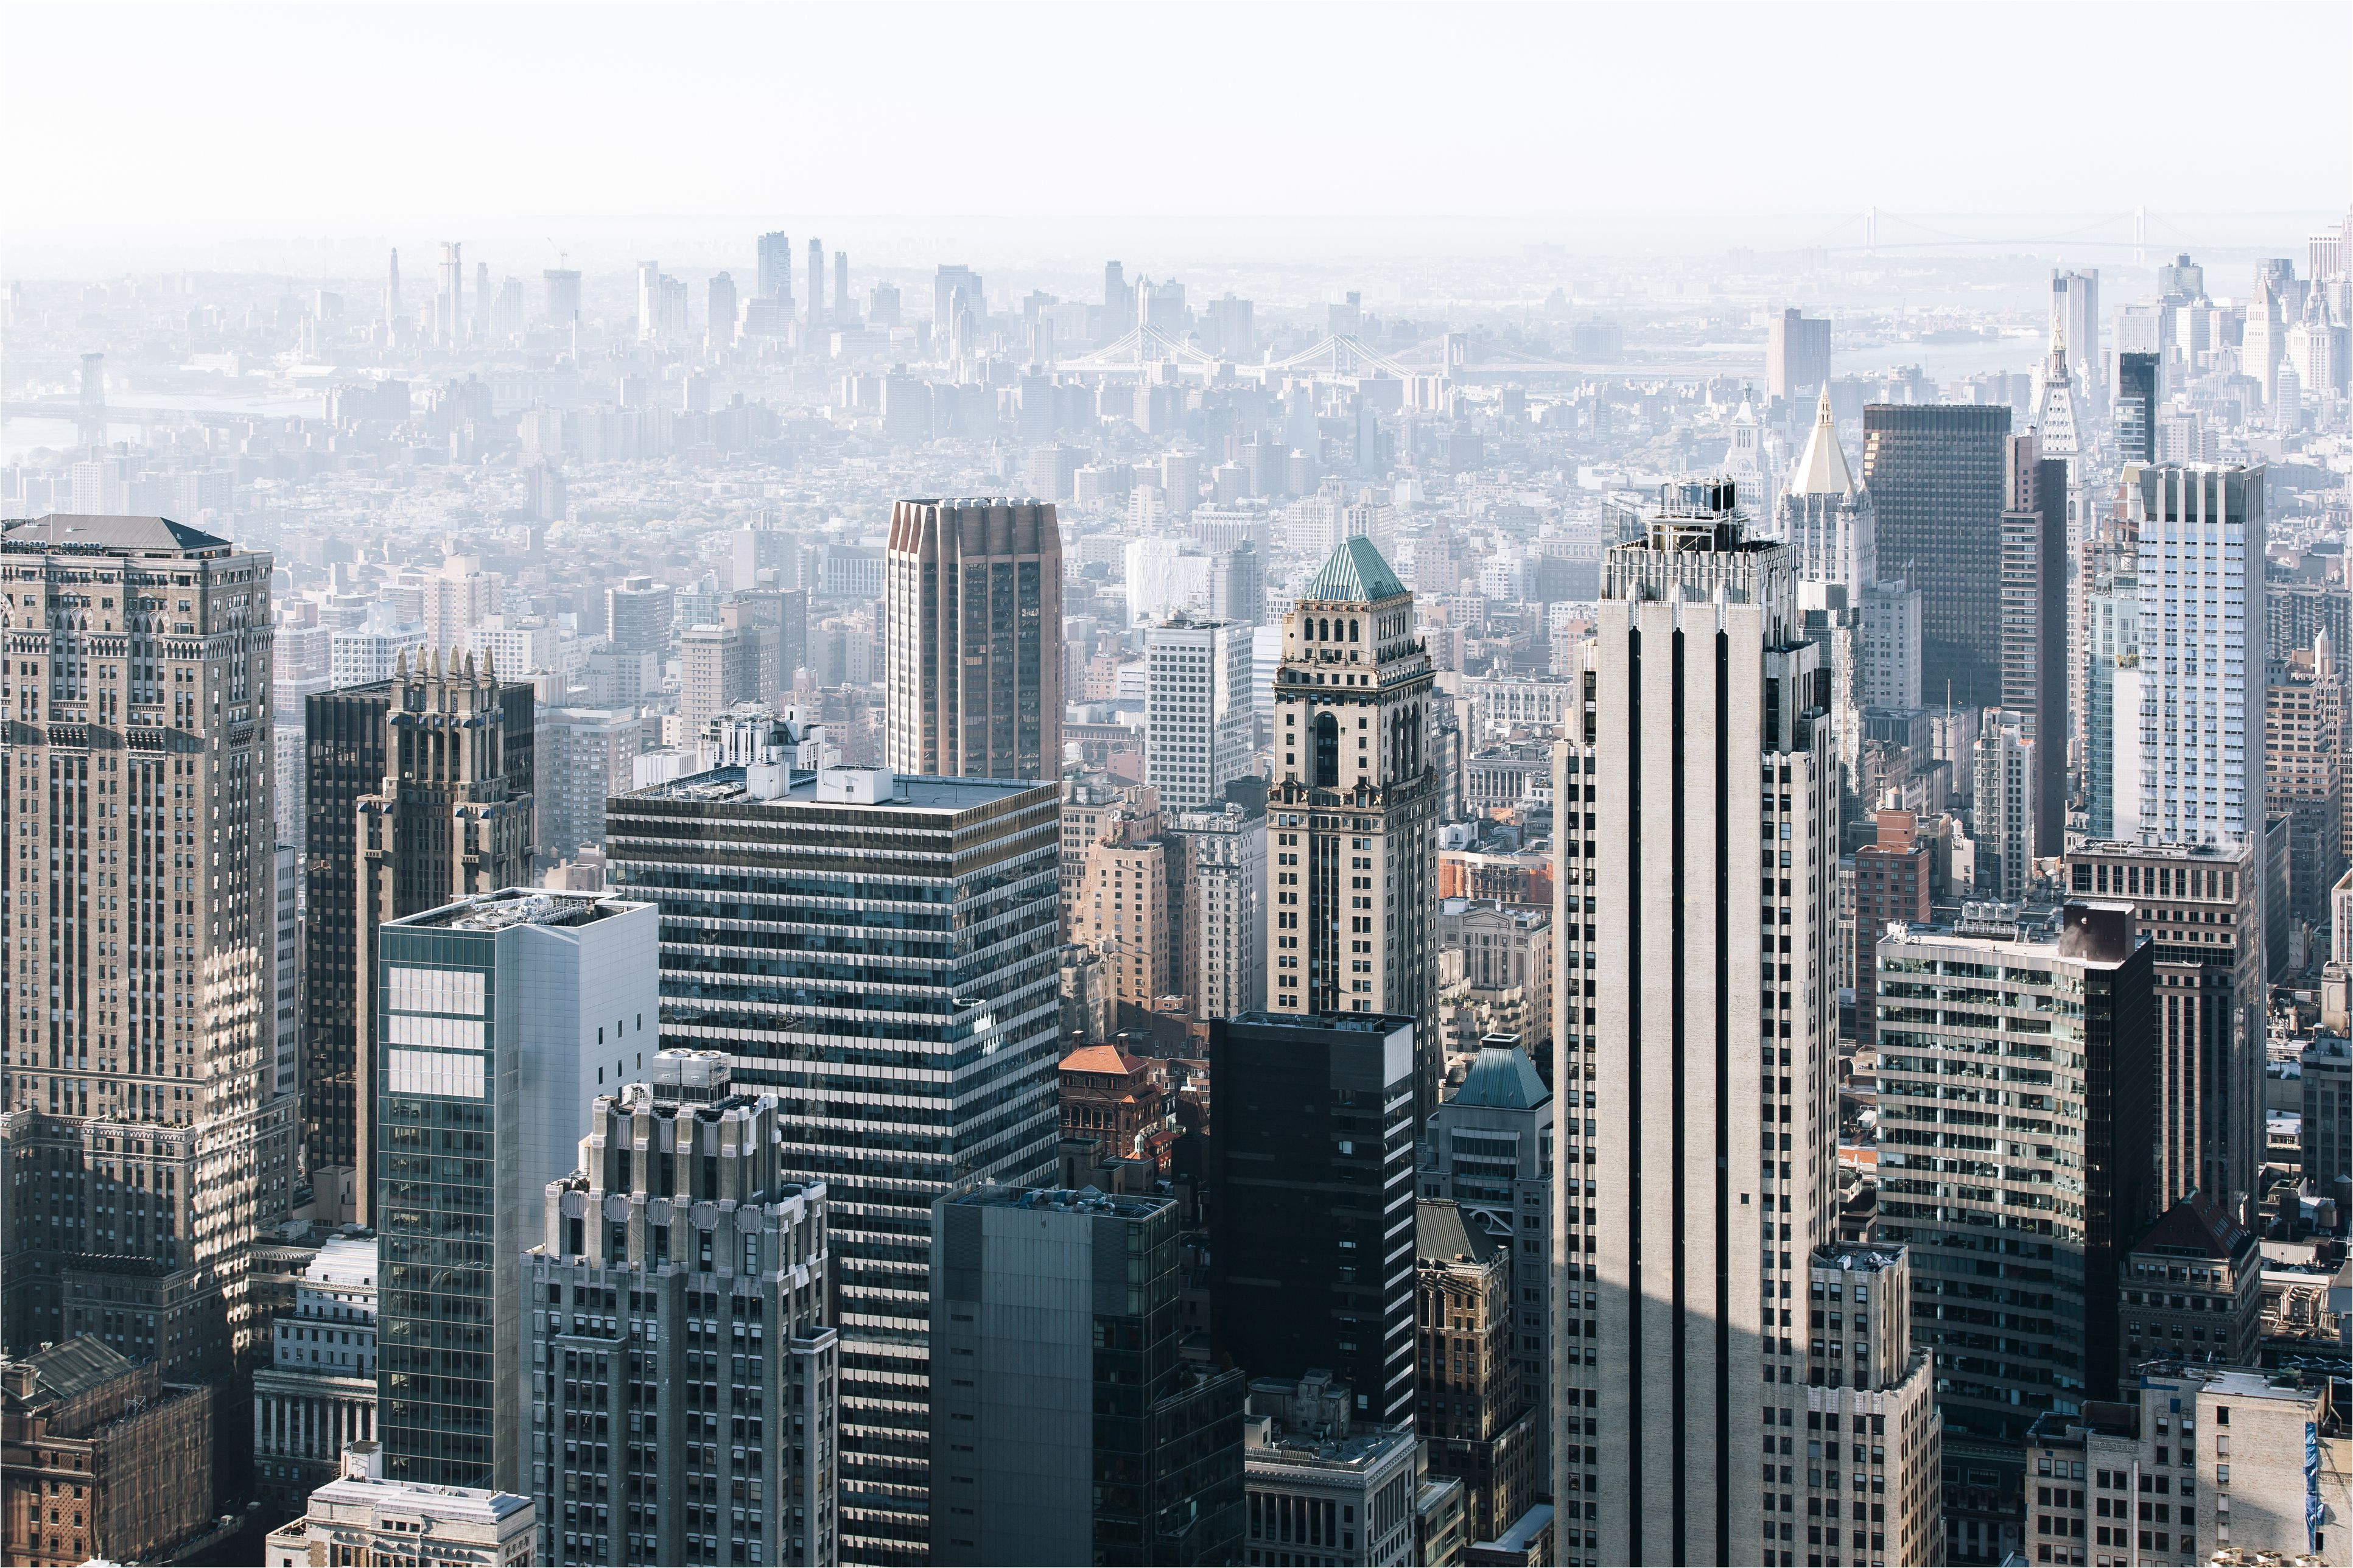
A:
605 762 1063 1565
1860 403 2013 711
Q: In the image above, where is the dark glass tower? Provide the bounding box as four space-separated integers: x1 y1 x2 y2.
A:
1861 403 2013 710
1206 1010 1416 1425
2114 351 2159 466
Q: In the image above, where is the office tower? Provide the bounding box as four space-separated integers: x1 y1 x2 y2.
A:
2121 465 2265 854
300 671 534 1202
1145 617 1254 811
757 230 794 304
252 1233 379 1517
385 247 401 331
2265 639 2344 929
1100 259 1131 343
928 1186 1246 1566
1421 1040 1551 1475
2305 1032 2350 1215
680 623 752 733
2114 351 2159 466
2085 562 2139 839
1862 404 2012 710
1874 903 2154 1556
1208 1012 1416 1424
605 763 1062 1564
1160 450 1201 514
273 844 300 1100
1972 708 2037 898
0 514 276 1372
1851 810 1930 1049
1208 539 1265 625
934 264 983 337
1776 388 1876 588
604 574 675 656
1238 1374 1421 1565
0 1337 216 1566
806 237 824 329
1548 478 1837 1567
2114 1189 2262 1369
1204 294 1254 360
348 656 539 1223
1166 798 1267 1021
1797 1247 1943 1568
1266 537 1441 1127
636 260 661 341
2002 434 2067 857
1026 442 1081 503
723 587 808 700
1412 1199 1540 1546
536 707 645 860
423 558 496 653
732 517 802 593
707 270 737 345
1766 307 1832 401
543 268 581 325
1072 810 1174 1009
1859 579 1922 711
528 1050 839 1568
265 1443 534 1568
2049 268 2102 411
2242 273 2284 404
2063 839 2259 1212
881 498 1064 782
437 242 462 348
833 251 849 324
374 887 656 1492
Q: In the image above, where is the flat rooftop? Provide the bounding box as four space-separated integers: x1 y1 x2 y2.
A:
948 1185 1171 1221
623 766 1048 811
391 889 642 931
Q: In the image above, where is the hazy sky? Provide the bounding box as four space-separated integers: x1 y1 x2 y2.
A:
6 1 2347 245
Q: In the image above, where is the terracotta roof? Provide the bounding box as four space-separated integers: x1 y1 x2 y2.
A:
1060 1043 1148 1076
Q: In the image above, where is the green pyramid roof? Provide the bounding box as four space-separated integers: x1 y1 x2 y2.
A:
1451 1044 1550 1110
1302 534 1408 604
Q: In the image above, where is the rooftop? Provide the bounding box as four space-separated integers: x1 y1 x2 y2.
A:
3 1337 134 1410
306 1474 534 1525
623 765 1049 811
947 1184 1171 1220
1060 1043 1151 1077
1417 1199 1501 1267
1789 388 1858 497
1300 535 1408 604
2131 1189 2256 1262
2 513 235 556
1450 1043 1550 1111
391 888 641 931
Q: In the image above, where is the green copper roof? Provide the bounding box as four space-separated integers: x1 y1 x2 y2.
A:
1302 534 1408 604
1451 1044 1550 1110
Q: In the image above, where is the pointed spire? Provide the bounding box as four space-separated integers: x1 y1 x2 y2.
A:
2047 323 2071 382
1788 387 1854 497
482 646 497 683
394 647 409 680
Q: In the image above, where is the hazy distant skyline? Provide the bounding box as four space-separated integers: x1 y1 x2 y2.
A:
7 0 2346 257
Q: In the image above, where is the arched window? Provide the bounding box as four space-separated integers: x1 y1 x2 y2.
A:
1348 619 1359 642
1314 712 1339 787
1317 618 1330 642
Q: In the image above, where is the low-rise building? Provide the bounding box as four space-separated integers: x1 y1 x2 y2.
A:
1 1337 214 1568
1241 1374 1418 1567
264 1441 536 1568
1056 1043 1173 1172
253 1233 380 1519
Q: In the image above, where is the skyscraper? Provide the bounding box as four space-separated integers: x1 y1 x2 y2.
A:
1208 1011 1416 1425
833 251 849 326
1776 388 1876 589
542 268 581 326
604 575 675 656
636 260 660 342
928 1186 1246 1566
707 270 737 346
1549 479 1837 1566
1972 707 2036 899
528 1049 840 1568
2120 464 2266 852
1266 537 1440 1127
757 229 794 304
437 242 463 348
2063 838 2260 1213
2114 351 2159 466
882 499 1064 782
1862 403 2012 711
2001 432 2067 857
349 653 538 1222
1145 616 1254 811
374 887 658 1493
807 237 825 330
300 671 535 1202
605 762 1063 1565
385 247 401 332
1765 307 1832 402
0 514 277 1374
1874 901 2155 1559
2049 267 2102 411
